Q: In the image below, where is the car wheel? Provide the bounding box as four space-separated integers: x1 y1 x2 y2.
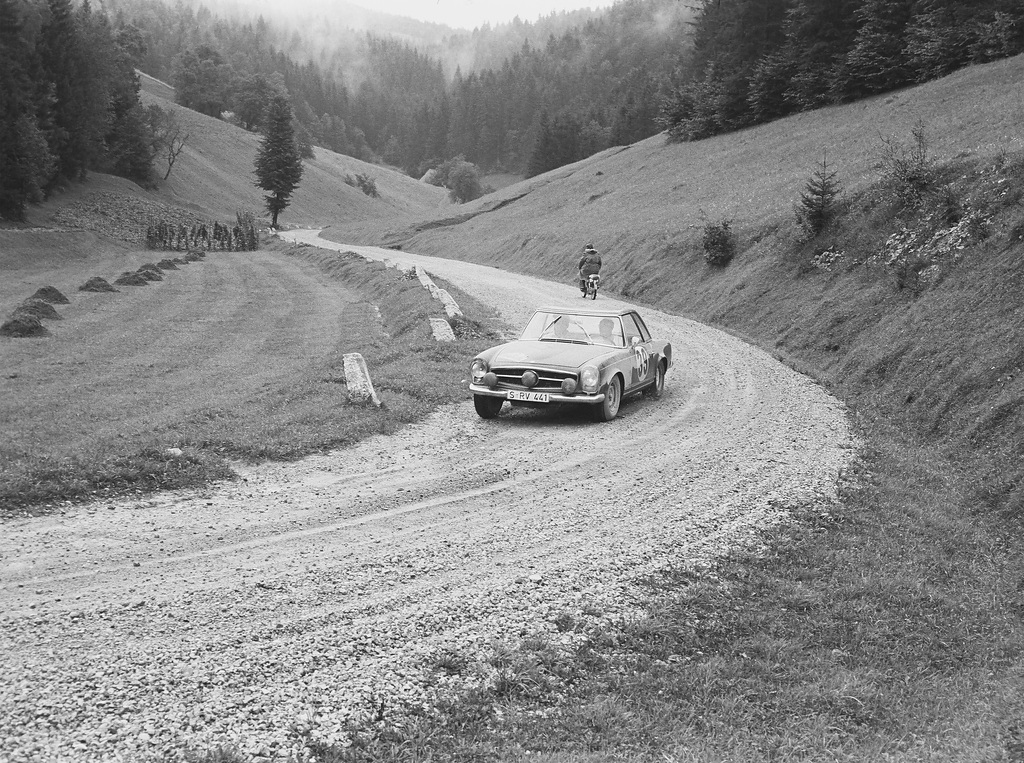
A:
593 375 621 422
643 360 666 399
473 394 504 419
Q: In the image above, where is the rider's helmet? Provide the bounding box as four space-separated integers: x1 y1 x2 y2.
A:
584 243 596 253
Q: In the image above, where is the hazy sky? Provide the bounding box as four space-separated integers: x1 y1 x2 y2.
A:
351 0 617 29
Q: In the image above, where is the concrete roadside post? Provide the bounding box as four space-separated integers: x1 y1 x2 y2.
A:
429 318 456 342
343 353 382 407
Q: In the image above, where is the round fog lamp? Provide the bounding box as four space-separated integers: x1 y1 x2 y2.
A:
561 378 577 395
522 370 539 388
483 371 498 388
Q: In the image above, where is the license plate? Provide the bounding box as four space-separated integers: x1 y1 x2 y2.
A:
507 390 550 403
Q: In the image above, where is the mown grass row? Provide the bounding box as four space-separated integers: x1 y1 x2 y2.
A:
0 245 502 516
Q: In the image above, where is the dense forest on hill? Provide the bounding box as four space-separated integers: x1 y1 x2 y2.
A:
0 0 159 220
662 0 1024 141
5 0 1024 223
97 0 695 177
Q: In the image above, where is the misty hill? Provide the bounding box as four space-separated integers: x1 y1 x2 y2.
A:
137 72 448 225
146 0 608 70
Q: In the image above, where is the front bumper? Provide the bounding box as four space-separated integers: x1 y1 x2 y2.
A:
469 383 605 404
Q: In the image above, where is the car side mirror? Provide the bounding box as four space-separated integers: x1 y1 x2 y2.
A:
630 336 641 346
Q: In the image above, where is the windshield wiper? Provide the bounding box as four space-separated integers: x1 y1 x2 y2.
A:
539 337 587 344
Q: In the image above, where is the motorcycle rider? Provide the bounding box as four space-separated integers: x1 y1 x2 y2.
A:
578 243 602 297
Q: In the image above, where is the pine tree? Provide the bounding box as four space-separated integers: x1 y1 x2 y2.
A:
779 0 860 111
38 0 90 182
836 0 913 100
254 94 303 229
903 0 972 82
0 0 57 219
526 111 555 178
796 149 841 238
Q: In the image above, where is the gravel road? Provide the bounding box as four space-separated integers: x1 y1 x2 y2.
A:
0 231 855 762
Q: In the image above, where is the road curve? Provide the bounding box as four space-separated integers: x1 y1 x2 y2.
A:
0 231 855 761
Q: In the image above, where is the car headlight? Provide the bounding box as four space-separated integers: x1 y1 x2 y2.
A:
471 358 488 383
580 366 599 393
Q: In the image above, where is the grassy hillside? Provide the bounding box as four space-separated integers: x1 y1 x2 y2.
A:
17 74 447 233
323 52 1024 514
138 72 449 224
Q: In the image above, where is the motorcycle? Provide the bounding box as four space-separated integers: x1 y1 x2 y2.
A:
582 273 601 300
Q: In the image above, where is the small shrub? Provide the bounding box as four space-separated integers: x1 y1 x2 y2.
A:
428 647 469 676
877 119 937 205
347 172 379 198
701 218 737 267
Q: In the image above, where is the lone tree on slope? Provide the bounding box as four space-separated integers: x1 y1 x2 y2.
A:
254 94 303 228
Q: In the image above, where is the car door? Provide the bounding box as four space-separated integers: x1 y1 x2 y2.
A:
621 312 656 392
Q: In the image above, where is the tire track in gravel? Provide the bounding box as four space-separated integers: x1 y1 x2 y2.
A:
0 231 856 762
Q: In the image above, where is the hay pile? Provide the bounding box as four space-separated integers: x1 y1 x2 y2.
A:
114 271 149 286
2 297 61 339
15 298 62 321
30 286 70 304
0 315 50 338
79 277 118 292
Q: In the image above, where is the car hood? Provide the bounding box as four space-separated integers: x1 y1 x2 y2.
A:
489 340 614 369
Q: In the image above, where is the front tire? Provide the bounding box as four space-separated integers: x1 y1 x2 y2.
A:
643 360 666 399
593 375 621 422
474 395 504 419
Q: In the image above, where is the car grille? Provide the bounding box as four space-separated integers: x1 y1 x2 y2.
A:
492 366 577 392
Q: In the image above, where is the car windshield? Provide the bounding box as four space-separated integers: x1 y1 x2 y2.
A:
521 311 625 348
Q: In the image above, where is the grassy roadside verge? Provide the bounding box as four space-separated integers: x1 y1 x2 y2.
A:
285 408 1023 763
0 243 502 517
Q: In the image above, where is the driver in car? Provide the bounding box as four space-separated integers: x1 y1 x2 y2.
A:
597 317 619 347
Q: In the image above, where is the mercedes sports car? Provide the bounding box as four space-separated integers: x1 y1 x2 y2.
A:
469 306 671 422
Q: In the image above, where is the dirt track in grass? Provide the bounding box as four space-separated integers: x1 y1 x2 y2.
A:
0 231 856 760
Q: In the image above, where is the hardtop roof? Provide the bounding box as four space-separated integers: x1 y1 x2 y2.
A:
534 305 637 318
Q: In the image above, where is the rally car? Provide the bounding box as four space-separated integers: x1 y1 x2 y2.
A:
469 306 671 422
